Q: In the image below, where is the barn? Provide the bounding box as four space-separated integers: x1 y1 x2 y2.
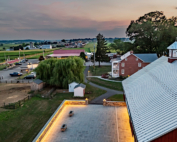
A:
123 54 177 142
74 83 86 97
68 82 79 92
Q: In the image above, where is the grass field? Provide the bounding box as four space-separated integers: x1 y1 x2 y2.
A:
0 83 106 142
89 66 111 76
0 43 21 50
107 94 124 101
0 49 55 62
87 77 123 91
63 47 91 52
0 64 6 71
27 52 53 59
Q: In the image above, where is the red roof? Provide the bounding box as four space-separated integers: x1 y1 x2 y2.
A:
53 49 85 54
7 59 20 64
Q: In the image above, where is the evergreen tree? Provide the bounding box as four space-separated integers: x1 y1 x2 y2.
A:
95 33 107 67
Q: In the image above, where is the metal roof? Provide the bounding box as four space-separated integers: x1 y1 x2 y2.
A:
167 41 177 49
33 79 43 84
134 54 158 63
123 56 177 142
74 83 86 89
69 82 78 85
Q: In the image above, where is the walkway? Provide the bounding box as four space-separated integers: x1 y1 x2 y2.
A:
84 67 123 104
87 76 122 82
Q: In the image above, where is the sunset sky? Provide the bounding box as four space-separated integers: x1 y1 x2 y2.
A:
0 0 177 40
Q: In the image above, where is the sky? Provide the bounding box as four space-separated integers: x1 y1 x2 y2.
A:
0 0 177 40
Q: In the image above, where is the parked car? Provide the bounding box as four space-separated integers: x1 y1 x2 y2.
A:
20 59 26 63
30 72 36 77
10 72 23 76
23 75 35 79
25 59 28 62
15 63 22 65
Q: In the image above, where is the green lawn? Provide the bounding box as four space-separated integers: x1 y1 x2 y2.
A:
27 52 53 59
107 94 124 101
0 83 106 142
87 77 123 91
89 66 111 76
0 64 6 71
62 47 91 52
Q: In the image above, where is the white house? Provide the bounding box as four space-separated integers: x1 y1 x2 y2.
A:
41 45 52 49
68 82 79 92
74 83 86 97
23 45 36 50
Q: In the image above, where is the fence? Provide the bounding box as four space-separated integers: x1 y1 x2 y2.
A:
0 79 33 84
2 96 30 109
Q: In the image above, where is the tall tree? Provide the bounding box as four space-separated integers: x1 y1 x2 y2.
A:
95 33 107 67
126 11 177 56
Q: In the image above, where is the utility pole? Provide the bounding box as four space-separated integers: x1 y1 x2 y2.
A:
4 53 7 69
43 50 45 59
94 44 95 68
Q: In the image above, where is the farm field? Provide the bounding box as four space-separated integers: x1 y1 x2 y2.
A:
0 43 21 50
0 83 106 142
0 49 55 62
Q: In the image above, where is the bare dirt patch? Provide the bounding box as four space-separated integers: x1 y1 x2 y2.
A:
0 83 31 107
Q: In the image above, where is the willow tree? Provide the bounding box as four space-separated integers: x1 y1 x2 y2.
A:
35 57 85 89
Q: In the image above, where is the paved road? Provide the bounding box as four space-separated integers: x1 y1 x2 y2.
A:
0 59 38 81
85 61 111 66
84 66 123 104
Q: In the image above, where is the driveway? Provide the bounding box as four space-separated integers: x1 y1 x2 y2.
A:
84 66 123 104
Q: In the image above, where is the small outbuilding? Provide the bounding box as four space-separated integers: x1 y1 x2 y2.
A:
69 82 79 92
74 83 86 97
31 79 44 91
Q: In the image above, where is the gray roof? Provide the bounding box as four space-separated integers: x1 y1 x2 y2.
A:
74 83 86 89
123 56 177 142
167 41 177 49
134 53 158 63
33 79 43 84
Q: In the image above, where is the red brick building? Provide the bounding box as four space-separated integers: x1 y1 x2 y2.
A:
112 51 158 77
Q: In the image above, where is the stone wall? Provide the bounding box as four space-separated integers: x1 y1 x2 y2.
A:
33 99 88 142
103 100 126 107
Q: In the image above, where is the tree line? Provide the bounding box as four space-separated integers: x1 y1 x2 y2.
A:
110 11 177 57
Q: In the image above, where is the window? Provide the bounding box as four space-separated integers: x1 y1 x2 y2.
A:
125 58 127 61
138 63 141 67
136 58 138 61
121 69 124 74
121 62 125 67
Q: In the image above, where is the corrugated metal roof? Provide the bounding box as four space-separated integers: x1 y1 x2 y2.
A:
167 41 177 49
123 56 177 142
134 54 158 63
74 83 86 89
33 79 43 84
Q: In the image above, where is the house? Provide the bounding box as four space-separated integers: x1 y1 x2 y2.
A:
74 83 86 97
23 45 36 50
68 82 79 92
122 42 177 142
112 51 158 77
47 49 85 59
31 79 44 91
41 45 52 49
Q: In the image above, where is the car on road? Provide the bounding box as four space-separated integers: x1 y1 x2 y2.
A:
23 75 35 79
15 63 22 65
30 72 36 77
10 72 23 76
20 59 26 63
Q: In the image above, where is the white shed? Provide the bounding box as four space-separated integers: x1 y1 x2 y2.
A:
74 83 86 97
69 82 79 92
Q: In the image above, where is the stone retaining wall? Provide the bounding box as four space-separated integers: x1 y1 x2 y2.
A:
33 99 88 142
103 100 126 107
